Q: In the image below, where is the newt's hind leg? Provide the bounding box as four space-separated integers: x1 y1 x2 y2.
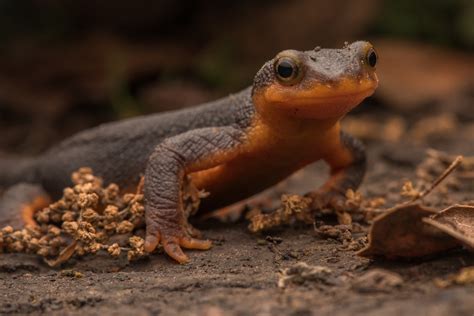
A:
0 183 51 229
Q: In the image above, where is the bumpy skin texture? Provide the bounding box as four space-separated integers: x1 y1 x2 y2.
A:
37 88 254 196
0 41 378 263
143 126 246 262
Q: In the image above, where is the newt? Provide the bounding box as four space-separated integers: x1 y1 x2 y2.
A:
0 41 378 263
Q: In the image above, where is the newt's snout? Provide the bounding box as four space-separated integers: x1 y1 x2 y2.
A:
252 41 378 119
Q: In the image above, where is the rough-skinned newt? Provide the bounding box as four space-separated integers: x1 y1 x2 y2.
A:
0 41 378 263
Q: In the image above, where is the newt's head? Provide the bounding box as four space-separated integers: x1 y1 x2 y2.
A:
252 41 378 120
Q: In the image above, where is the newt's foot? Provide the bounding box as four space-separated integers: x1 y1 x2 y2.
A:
306 190 347 212
144 221 212 264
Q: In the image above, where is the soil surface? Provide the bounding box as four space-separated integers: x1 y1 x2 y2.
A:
1 140 474 316
0 3 473 314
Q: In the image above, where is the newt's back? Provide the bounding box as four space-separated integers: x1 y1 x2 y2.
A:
30 87 254 195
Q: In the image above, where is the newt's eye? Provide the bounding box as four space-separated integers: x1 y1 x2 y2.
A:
274 57 301 84
366 48 377 68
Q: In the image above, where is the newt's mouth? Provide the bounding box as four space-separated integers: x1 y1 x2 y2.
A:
259 76 378 119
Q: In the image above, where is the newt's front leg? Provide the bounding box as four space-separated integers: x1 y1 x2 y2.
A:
143 126 244 263
307 131 366 211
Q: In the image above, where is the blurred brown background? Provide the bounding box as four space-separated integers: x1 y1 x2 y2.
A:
1 0 473 155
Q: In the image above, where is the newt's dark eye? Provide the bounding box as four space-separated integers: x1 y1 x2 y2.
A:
366 48 377 68
274 57 301 84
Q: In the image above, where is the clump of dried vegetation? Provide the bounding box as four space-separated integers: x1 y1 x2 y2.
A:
0 168 147 266
0 168 203 266
247 190 386 233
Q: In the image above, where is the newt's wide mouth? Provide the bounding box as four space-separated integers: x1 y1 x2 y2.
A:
258 76 378 119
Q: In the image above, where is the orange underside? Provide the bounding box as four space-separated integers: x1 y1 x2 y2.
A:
21 196 51 227
188 120 349 212
261 77 378 119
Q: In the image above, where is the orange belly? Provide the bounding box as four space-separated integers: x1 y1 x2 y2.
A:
188 117 342 213
190 148 322 212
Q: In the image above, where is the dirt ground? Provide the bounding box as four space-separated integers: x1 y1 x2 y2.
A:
1 137 474 315
0 2 473 314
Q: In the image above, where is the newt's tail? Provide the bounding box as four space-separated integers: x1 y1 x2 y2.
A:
0 155 38 187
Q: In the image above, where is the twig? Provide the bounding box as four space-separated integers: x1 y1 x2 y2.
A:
411 155 463 202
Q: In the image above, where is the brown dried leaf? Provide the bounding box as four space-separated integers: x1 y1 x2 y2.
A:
357 203 460 259
423 204 474 250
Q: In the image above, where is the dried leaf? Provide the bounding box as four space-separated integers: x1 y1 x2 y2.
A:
423 204 474 250
357 203 460 259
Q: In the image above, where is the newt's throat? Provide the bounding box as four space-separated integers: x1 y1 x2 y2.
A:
258 77 378 119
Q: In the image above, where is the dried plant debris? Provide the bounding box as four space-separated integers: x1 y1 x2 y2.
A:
400 181 423 200
434 266 474 288
423 204 474 250
247 191 386 233
342 189 386 222
59 269 84 279
278 262 333 288
247 194 313 232
357 203 460 259
0 168 204 266
314 225 352 244
359 152 474 260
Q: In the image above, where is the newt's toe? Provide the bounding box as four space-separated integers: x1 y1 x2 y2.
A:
180 236 212 250
145 213 213 263
145 223 212 263
161 235 212 263
144 234 160 253
163 239 189 264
